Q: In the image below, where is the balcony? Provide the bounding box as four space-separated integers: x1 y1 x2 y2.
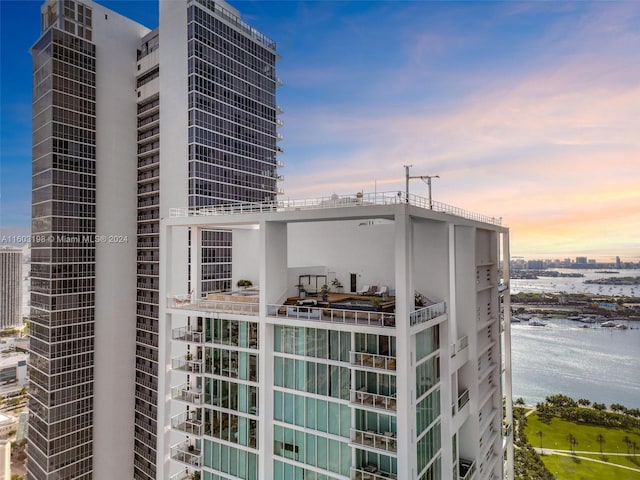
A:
350 352 396 372
169 470 197 480
459 458 476 480
171 411 203 436
450 335 469 357
458 388 470 410
409 302 447 326
350 429 396 454
172 326 204 344
169 293 259 316
350 389 397 413
268 304 395 328
351 465 397 480
172 355 204 374
170 441 202 467
171 384 203 405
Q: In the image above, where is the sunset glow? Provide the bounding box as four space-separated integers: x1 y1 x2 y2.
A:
1 1 638 259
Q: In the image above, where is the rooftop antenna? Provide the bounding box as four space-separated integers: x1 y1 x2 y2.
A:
404 165 439 209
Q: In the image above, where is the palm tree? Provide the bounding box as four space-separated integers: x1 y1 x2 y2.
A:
596 434 605 453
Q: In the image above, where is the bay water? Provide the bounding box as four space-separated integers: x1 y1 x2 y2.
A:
510 269 640 409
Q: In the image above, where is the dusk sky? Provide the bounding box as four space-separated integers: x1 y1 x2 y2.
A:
1 1 639 260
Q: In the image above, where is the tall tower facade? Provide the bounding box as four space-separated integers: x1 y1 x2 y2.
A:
132 2 281 478
29 1 280 479
0 247 23 329
160 192 514 480
30 1 146 478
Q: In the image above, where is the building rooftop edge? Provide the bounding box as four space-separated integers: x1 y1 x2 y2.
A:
169 191 506 227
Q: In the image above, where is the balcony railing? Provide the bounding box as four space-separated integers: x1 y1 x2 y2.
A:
169 470 196 480
459 458 476 480
268 304 395 328
171 384 203 405
350 389 397 412
350 352 396 371
171 411 203 436
451 335 469 357
350 428 397 454
410 302 447 326
458 389 470 410
169 294 258 316
351 466 398 480
170 441 202 467
168 191 503 227
172 356 204 374
172 326 204 344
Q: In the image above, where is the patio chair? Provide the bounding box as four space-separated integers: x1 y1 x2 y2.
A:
357 285 370 295
375 286 388 297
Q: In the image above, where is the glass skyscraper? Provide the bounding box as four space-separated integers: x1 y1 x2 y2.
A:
29 1 281 478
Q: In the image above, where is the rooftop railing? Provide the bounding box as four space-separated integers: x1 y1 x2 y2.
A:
193 0 276 50
169 191 503 226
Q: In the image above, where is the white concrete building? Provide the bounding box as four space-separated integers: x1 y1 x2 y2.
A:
160 192 514 480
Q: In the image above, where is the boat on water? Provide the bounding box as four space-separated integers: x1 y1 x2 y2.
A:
615 324 629 330
601 321 616 327
529 320 547 327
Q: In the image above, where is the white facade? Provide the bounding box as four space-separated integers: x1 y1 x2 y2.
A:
160 192 513 480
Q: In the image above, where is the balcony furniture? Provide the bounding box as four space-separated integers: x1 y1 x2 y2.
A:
357 285 370 295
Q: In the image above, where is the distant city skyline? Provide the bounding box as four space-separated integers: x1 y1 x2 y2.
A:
2 1 639 260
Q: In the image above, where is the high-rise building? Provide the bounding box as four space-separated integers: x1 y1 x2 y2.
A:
29 0 281 478
161 192 514 480
0 247 23 329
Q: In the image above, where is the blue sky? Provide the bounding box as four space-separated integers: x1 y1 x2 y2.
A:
1 1 639 260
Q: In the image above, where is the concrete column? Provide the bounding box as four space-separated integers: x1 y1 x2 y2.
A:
394 206 413 478
156 222 173 479
190 226 202 301
502 232 514 480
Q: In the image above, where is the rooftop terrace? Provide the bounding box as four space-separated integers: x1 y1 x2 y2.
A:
169 191 504 227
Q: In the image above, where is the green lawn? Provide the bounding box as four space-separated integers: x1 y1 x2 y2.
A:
525 413 640 480
580 453 640 471
525 413 640 454
540 453 640 480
